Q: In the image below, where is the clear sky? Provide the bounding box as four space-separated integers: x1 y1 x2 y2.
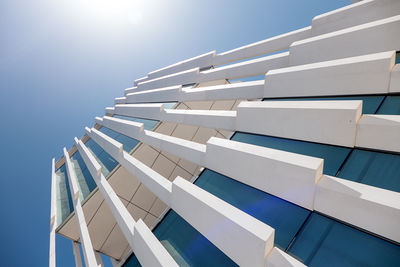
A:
0 0 350 266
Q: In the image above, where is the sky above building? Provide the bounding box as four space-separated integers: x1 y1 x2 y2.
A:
0 0 349 266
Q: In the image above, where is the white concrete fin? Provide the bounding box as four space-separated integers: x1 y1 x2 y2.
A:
137 68 199 92
72 242 83 267
236 100 362 147
63 148 99 267
389 64 400 93
356 115 400 152
110 258 120 267
101 116 144 140
74 137 102 177
265 51 396 98
266 247 306 267
213 26 311 66
312 0 400 36
315 175 400 243
105 107 115 115
86 128 124 159
95 252 103 267
290 15 400 65
114 103 164 120
134 76 148 86
147 50 216 80
49 158 56 267
205 137 324 209
125 87 137 95
114 97 126 105
126 85 182 103
142 130 206 166
163 109 237 130
198 52 289 83
132 219 179 267
171 176 275 267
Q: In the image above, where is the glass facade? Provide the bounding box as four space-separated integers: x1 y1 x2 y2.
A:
55 165 73 226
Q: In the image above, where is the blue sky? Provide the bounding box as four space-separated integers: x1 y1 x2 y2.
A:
0 0 349 266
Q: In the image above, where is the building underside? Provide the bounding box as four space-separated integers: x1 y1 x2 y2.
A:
49 0 400 266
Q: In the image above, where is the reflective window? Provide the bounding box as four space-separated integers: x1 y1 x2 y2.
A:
70 151 96 201
287 213 400 266
55 165 73 226
195 169 310 249
337 149 400 192
100 127 139 152
232 132 350 176
85 138 118 177
113 115 159 130
396 51 400 64
376 96 400 115
263 95 385 114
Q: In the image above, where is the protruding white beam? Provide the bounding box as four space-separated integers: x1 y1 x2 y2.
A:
49 158 56 267
63 148 99 267
266 247 306 267
315 175 400 243
264 51 396 98
95 252 104 267
389 64 400 93
205 137 324 210
72 241 83 267
356 115 400 153
110 258 120 267
74 137 178 267
236 100 362 147
171 176 275 267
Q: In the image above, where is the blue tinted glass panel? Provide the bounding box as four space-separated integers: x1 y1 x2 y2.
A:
70 151 96 200
263 96 385 114
163 102 177 109
396 51 400 64
99 127 139 152
377 96 400 115
337 149 400 192
123 255 141 267
232 133 350 176
195 169 310 249
113 115 158 130
154 210 236 267
85 139 118 177
55 165 74 225
288 213 400 266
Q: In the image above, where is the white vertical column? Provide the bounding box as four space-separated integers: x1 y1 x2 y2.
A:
49 158 57 267
63 148 99 267
110 258 120 267
95 252 104 267
72 242 83 267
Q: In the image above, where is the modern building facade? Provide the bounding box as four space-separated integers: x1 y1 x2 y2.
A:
49 0 400 266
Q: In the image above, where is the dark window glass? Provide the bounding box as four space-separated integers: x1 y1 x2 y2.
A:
396 51 400 64
337 149 400 192
99 127 139 152
195 169 310 249
263 96 385 114
232 133 350 176
70 151 96 200
85 139 118 177
287 213 400 266
376 96 400 115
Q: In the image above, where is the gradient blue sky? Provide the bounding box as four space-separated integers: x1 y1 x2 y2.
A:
0 0 350 266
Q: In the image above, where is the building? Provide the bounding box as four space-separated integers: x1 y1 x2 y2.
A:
49 0 400 266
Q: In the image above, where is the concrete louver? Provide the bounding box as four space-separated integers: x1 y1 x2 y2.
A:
92 116 400 243
107 100 363 148
122 51 397 104
63 148 100 267
74 138 179 267
85 127 283 267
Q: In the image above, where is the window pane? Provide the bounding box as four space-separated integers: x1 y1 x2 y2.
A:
70 151 96 200
99 127 139 152
195 169 310 249
376 96 400 115
287 213 400 266
113 115 158 130
337 149 400 192
85 139 118 177
263 96 385 114
55 165 73 225
232 133 350 176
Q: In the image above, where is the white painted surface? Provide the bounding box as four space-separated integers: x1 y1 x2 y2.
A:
133 219 179 267
49 158 56 267
147 51 215 80
110 258 120 267
114 103 163 119
213 27 311 66
205 137 324 209
171 176 275 267
356 115 400 152
290 15 400 65
264 51 396 98
315 175 400 243
236 101 362 147
72 241 83 267
198 52 289 82
126 85 182 103
266 247 306 267
114 97 126 105
63 148 99 267
312 0 400 36
389 64 400 93
95 252 104 267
